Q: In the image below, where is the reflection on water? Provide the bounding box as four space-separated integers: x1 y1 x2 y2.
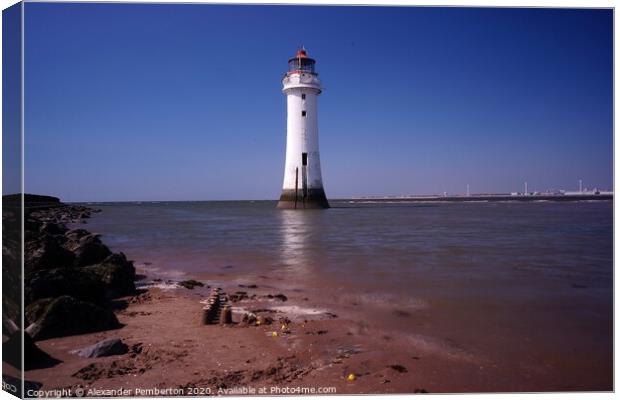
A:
278 210 312 275
277 209 335 279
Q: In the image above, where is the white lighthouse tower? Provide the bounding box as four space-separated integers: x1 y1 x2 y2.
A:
277 47 329 209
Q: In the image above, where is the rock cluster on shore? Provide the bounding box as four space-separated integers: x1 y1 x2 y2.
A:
3 194 137 368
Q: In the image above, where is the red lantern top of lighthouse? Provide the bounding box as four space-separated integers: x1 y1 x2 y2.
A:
287 46 317 75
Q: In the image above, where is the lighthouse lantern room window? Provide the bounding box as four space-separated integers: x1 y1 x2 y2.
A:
288 48 316 75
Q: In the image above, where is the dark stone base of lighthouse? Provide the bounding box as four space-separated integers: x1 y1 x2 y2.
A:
277 188 330 209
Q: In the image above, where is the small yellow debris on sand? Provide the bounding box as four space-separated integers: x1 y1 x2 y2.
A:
271 331 278 337
347 373 356 382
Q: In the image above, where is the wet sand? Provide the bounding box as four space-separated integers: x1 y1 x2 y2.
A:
23 265 612 395
24 283 432 395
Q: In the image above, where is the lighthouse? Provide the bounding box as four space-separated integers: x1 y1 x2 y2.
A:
277 47 330 209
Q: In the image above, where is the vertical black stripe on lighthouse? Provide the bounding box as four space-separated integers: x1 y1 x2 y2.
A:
302 152 308 201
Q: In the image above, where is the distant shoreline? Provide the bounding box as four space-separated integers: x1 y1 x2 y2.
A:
346 194 613 203
56 193 614 205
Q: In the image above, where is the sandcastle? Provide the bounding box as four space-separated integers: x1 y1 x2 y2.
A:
201 288 232 325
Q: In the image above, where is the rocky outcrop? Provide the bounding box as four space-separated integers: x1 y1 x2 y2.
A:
25 234 76 271
3 194 136 344
64 230 112 267
3 197 24 324
82 253 136 298
25 296 120 341
25 268 107 306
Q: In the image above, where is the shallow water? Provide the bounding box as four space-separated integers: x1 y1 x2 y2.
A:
83 200 612 295
83 200 613 389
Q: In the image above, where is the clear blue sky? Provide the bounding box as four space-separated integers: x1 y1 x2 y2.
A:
22 4 612 201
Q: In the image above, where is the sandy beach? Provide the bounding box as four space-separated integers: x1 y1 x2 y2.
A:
23 266 612 395
22 280 433 396
20 277 490 395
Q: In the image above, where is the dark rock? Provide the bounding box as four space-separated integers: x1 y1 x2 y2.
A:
2 330 61 370
25 218 43 234
27 203 93 225
24 333 61 370
3 202 22 326
306 330 328 335
64 228 90 241
25 268 106 306
389 364 408 373
25 234 75 272
22 194 61 206
70 338 128 358
6 196 136 344
82 253 136 297
178 279 204 290
2 240 22 323
40 222 67 236
230 291 249 302
267 293 288 302
66 233 112 267
25 298 56 326
26 295 120 341
108 299 129 311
